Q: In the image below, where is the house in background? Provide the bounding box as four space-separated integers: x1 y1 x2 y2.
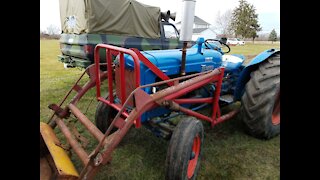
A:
175 16 217 41
192 28 217 41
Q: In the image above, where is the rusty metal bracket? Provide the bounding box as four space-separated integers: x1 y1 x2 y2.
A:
55 142 71 152
71 125 89 148
158 100 180 111
48 104 70 119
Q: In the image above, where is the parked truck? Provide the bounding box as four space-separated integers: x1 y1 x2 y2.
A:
58 0 184 68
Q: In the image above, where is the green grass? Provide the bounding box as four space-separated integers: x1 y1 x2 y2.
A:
40 39 280 179
223 42 280 64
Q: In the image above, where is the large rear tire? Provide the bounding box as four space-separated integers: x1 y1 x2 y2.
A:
240 53 280 139
165 117 204 180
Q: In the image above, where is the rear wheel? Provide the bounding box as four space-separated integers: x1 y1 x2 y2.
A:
95 93 119 133
165 117 204 180
240 53 280 139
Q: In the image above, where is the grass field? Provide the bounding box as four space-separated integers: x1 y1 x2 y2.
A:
40 39 280 179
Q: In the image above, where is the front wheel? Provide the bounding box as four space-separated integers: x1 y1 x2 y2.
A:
95 93 119 133
165 117 204 180
240 53 280 139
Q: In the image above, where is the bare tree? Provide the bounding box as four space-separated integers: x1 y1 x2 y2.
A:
255 33 269 41
214 9 233 36
46 24 60 35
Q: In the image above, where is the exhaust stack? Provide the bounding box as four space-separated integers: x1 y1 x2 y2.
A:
179 0 196 75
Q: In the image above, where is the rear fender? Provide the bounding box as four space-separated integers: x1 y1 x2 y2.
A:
233 49 280 100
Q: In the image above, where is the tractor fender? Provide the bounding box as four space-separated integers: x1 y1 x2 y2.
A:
233 49 280 100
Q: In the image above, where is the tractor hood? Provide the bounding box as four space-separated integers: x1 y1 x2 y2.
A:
125 48 222 75
123 47 222 86
221 54 245 72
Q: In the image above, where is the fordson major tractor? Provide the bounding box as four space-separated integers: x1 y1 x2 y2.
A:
40 0 280 179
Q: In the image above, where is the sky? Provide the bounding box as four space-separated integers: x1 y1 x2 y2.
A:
40 0 280 35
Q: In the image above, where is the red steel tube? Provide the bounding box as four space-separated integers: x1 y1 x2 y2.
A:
94 44 141 88
94 44 141 125
107 49 114 103
55 117 89 165
94 47 102 98
70 80 96 105
151 69 222 102
174 97 213 104
132 48 174 86
163 77 213 101
214 109 239 125
68 104 104 142
79 68 225 178
211 68 225 127
94 44 140 106
179 106 212 122
97 97 129 117
119 53 126 104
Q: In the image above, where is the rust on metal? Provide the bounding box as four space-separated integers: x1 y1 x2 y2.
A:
48 104 70 119
119 52 126 104
113 117 126 129
211 67 225 127
94 69 223 166
152 69 222 102
68 104 104 142
72 84 83 93
55 118 89 165
48 63 108 127
174 97 213 104
40 157 53 180
40 122 79 179
71 125 89 148
180 41 188 76
178 105 212 122
133 89 157 113
115 67 136 106
78 68 224 178
41 42 237 180
214 109 239 125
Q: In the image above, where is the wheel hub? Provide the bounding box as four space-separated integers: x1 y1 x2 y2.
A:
272 90 280 125
187 135 200 179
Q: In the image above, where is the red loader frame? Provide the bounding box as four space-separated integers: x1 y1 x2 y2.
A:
44 44 238 179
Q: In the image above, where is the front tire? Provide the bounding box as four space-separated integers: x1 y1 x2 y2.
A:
240 53 280 139
165 117 204 180
95 93 119 133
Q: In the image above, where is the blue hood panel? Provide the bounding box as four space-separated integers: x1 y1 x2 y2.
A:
124 48 223 88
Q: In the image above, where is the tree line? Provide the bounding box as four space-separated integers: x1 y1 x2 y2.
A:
40 24 61 39
214 0 279 43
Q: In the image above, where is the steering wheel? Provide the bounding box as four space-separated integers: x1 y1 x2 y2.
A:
204 39 230 53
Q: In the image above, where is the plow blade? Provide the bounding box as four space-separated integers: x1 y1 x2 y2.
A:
40 122 79 180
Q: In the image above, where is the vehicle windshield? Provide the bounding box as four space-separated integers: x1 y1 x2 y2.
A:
163 24 178 39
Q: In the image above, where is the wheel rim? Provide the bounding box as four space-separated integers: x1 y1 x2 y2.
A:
272 90 280 125
187 134 201 179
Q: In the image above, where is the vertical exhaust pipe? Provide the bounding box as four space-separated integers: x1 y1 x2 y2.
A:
179 0 196 76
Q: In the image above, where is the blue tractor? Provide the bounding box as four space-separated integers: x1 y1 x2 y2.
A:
40 37 280 179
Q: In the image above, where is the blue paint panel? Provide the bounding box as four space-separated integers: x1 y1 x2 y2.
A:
120 37 279 122
124 46 222 122
233 49 280 100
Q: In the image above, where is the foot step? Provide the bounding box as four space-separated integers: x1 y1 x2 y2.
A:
220 94 234 104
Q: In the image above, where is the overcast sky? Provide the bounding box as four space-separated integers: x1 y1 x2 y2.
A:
40 0 280 34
